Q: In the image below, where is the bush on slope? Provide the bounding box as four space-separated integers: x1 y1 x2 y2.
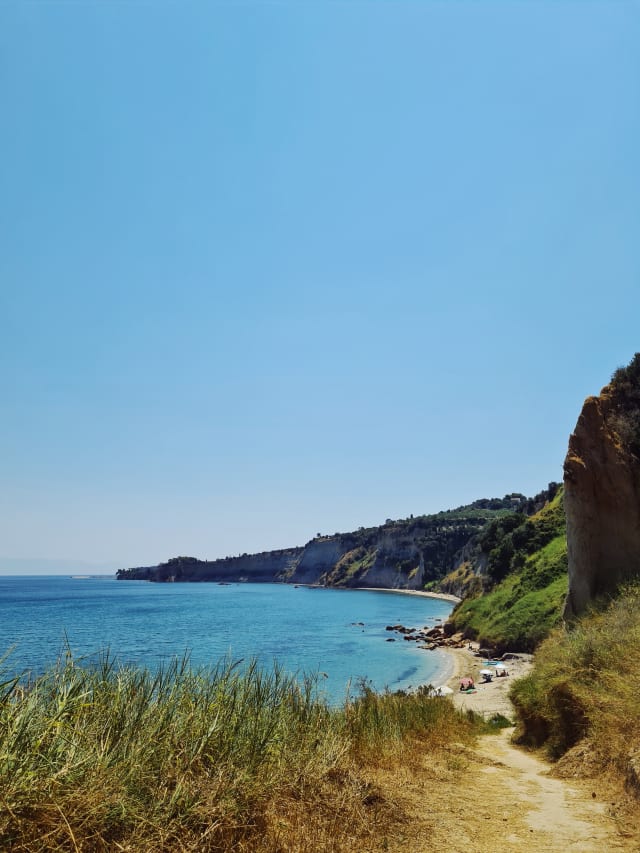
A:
447 489 567 652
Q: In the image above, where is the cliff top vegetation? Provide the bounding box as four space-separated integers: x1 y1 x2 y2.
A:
315 493 525 542
609 351 640 459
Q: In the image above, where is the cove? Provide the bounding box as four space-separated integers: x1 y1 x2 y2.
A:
0 576 455 703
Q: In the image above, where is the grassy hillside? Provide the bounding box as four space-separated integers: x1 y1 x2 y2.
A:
447 489 567 651
510 583 640 787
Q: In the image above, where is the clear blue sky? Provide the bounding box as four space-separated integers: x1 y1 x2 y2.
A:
1 1 638 573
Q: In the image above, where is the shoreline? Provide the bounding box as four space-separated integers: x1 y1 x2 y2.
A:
353 586 461 604
115 576 463 605
351 585 461 692
17 577 465 702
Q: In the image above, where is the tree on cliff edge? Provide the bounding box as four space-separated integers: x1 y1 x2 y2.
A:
610 353 640 459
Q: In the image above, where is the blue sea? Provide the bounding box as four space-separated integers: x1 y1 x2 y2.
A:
0 576 454 704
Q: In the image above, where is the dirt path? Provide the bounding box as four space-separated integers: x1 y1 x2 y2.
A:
472 728 633 851
361 647 638 853
363 726 637 853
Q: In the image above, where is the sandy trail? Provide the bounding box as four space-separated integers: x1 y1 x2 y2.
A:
364 725 637 853
360 645 638 852
471 727 632 851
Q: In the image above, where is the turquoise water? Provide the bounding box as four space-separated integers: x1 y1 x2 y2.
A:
0 576 454 703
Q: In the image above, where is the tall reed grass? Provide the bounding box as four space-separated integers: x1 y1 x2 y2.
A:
0 653 477 851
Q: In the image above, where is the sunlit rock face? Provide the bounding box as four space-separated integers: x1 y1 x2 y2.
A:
563 386 640 618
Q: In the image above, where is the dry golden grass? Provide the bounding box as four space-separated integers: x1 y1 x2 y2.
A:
510 583 640 775
0 656 479 851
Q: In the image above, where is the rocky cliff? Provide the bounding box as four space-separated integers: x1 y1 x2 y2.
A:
117 549 303 584
563 354 640 618
116 497 526 588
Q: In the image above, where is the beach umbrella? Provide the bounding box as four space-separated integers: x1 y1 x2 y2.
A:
433 685 454 696
480 669 493 676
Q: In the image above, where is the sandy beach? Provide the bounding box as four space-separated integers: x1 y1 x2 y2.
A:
355 586 461 603
438 643 534 718
351 586 531 715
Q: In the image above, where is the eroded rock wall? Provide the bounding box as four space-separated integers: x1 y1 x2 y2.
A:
288 537 351 584
563 387 640 618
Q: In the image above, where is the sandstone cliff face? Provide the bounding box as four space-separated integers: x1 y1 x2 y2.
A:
287 537 348 585
563 387 640 618
357 530 425 589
